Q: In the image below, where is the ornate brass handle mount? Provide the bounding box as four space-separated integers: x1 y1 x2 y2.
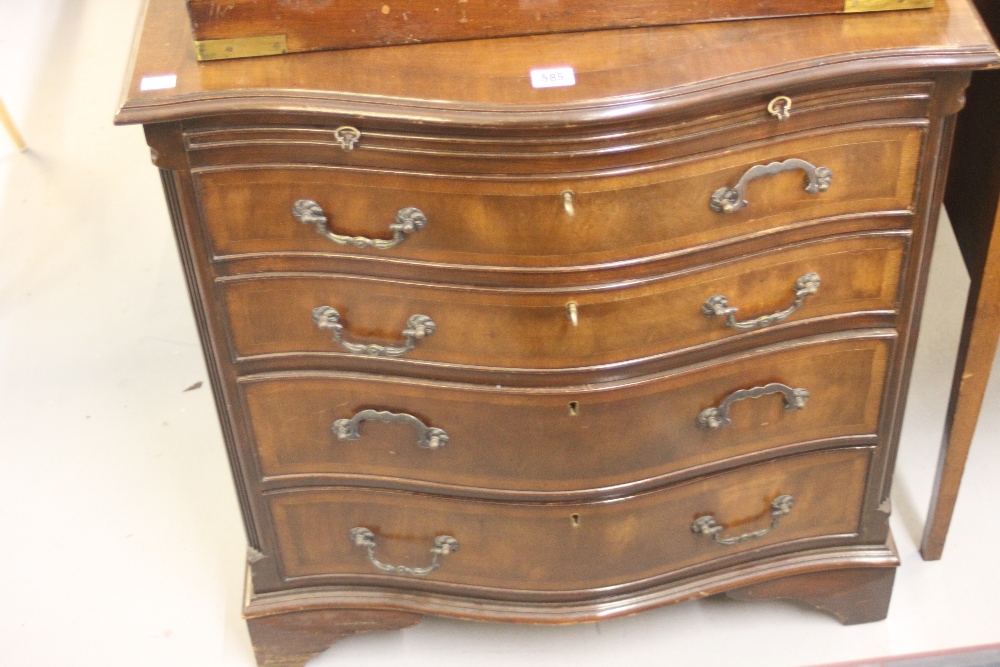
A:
349 527 459 576
702 273 820 331
333 409 449 450
710 158 832 213
692 495 795 546
697 382 809 430
293 199 427 250
312 306 435 358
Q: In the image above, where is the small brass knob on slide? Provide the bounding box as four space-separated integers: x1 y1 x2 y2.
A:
767 96 792 121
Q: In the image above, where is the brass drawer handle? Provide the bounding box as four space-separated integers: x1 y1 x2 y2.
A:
692 495 795 546
710 158 833 213
333 409 449 450
292 199 427 250
702 273 821 331
349 527 459 576
697 382 809 430
312 306 436 358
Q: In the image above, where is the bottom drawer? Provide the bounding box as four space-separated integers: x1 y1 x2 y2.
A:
268 447 870 594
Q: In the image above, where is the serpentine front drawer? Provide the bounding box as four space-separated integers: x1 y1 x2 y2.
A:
265 447 871 594
183 81 933 176
195 124 923 274
218 232 905 372
242 333 891 496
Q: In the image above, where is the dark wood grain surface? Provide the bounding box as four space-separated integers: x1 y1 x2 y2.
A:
267 447 870 594
245 607 421 667
117 0 997 126
194 126 922 273
180 80 933 173
243 333 891 497
219 236 904 372
923 0 1000 560
728 565 897 625
185 0 934 56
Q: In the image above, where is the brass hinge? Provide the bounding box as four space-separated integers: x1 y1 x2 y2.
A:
194 34 288 61
844 0 934 13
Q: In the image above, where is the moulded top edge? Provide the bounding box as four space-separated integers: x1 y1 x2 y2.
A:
116 0 1000 128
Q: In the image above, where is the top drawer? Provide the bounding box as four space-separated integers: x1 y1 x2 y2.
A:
183 82 933 174
195 124 924 272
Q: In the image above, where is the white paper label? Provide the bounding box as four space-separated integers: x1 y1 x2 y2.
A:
530 67 576 89
140 74 178 92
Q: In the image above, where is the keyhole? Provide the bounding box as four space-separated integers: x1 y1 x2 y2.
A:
562 190 576 216
568 401 580 416
571 514 581 527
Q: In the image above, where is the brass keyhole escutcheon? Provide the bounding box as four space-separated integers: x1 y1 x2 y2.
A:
568 401 580 416
567 302 579 327
562 190 576 216
767 96 792 121
571 514 581 527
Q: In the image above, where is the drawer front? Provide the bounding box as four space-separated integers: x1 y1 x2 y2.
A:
197 125 923 270
245 335 891 495
185 83 932 174
268 447 871 592
222 234 905 370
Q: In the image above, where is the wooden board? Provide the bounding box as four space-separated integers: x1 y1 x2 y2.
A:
186 0 935 61
922 0 1000 561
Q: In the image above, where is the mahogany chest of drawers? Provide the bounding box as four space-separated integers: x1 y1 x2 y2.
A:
116 1 1000 665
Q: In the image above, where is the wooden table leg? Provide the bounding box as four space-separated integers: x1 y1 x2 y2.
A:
921 212 1000 559
0 97 27 151
923 1 1000 559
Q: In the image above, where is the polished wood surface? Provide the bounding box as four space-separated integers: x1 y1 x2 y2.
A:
117 0 997 126
242 538 899 626
922 214 1000 559
196 127 922 272
244 333 891 497
116 0 1000 662
221 236 904 371
924 0 1000 560
245 607 421 667
182 81 932 174
268 448 870 593
185 0 935 57
727 565 897 625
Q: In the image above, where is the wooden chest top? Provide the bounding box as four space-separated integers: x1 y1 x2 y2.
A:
117 0 999 128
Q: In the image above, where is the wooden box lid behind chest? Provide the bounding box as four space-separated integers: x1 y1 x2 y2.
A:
186 0 935 61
